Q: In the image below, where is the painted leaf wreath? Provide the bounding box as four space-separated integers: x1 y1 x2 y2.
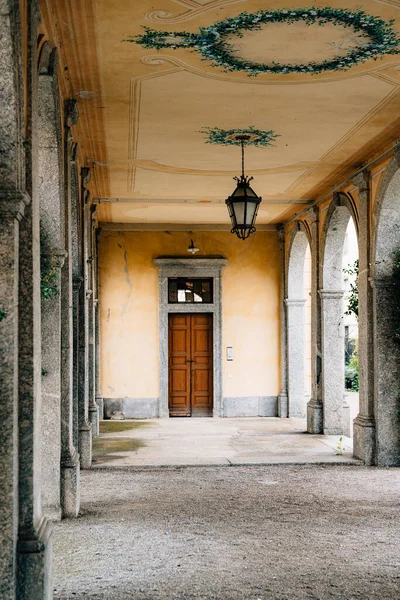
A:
127 7 400 76
201 126 280 147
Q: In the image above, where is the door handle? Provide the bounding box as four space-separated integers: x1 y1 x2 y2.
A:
187 359 195 363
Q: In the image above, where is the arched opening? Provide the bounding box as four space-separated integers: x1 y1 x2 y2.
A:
342 218 359 437
287 227 312 418
373 161 400 465
321 195 358 435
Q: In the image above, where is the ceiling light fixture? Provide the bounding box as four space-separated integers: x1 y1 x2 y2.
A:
187 239 199 254
225 135 262 240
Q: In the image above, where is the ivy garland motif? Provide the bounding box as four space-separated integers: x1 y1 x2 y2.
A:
127 7 400 76
201 126 280 147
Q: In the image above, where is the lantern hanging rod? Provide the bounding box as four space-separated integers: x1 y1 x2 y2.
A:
234 134 251 179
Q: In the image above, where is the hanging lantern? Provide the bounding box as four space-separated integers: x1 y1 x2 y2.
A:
225 135 262 240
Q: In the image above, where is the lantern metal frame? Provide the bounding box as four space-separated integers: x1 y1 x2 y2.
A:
225 135 262 240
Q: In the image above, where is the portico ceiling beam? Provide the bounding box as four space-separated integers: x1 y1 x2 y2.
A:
93 197 312 205
99 222 277 232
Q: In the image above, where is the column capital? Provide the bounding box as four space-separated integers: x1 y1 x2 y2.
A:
351 170 369 194
276 223 285 243
318 289 345 299
285 298 307 307
0 191 30 221
306 205 319 226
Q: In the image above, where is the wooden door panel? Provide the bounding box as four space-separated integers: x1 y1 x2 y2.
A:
168 314 191 416
191 314 213 416
169 313 213 417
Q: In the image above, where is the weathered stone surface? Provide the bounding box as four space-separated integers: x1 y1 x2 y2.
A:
351 172 376 464
223 396 277 417
104 397 159 419
60 120 80 515
306 207 323 434
286 299 307 418
277 225 288 418
0 213 20 599
320 290 345 435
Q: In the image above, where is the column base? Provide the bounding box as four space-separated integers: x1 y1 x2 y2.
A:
353 415 376 465
307 399 323 434
79 423 92 469
61 449 80 518
42 505 62 522
342 397 351 438
277 391 288 418
89 403 99 437
17 517 53 600
95 395 104 420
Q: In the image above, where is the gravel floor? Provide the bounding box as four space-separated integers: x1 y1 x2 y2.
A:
53 465 400 600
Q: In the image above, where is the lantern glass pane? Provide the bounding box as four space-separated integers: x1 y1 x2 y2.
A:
245 201 257 225
232 187 245 197
233 201 245 225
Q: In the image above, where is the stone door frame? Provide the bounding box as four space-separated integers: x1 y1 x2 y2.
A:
154 257 227 417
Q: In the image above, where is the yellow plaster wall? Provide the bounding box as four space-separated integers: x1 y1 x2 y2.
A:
99 231 281 401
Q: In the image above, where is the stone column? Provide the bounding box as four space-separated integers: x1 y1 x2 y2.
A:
40 249 66 521
60 101 80 517
351 172 376 464
94 298 104 419
16 1 53 596
320 290 345 434
78 280 92 468
88 210 99 435
78 178 92 467
17 190 53 600
70 149 81 454
286 299 307 418
0 195 28 599
307 207 323 433
72 277 82 451
371 276 400 465
277 225 288 417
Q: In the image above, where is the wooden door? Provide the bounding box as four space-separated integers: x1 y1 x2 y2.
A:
168 314 213 417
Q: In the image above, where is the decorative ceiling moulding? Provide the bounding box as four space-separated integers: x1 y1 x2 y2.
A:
128 7 400 77
201 126 280 147
127 157 323 176
145 0 243 25
98 222 278 232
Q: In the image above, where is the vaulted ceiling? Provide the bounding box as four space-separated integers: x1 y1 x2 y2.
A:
41 0 400 227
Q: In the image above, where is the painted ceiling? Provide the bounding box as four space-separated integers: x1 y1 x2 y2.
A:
41 0 400 227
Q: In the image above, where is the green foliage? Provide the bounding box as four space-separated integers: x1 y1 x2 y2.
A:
201 126 280 147
40 231 59 300
0 310 7 321
343 259 359 319
348 352 359 392
127 7 400 77
335 436 345 455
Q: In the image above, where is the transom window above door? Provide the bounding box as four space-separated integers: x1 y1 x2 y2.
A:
168 278 213 304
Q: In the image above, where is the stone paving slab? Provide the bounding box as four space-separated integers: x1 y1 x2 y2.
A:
92 418 361 468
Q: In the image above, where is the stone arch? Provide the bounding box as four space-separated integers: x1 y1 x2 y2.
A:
371 155 400 465
286 222 311 417
320 193 359 434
